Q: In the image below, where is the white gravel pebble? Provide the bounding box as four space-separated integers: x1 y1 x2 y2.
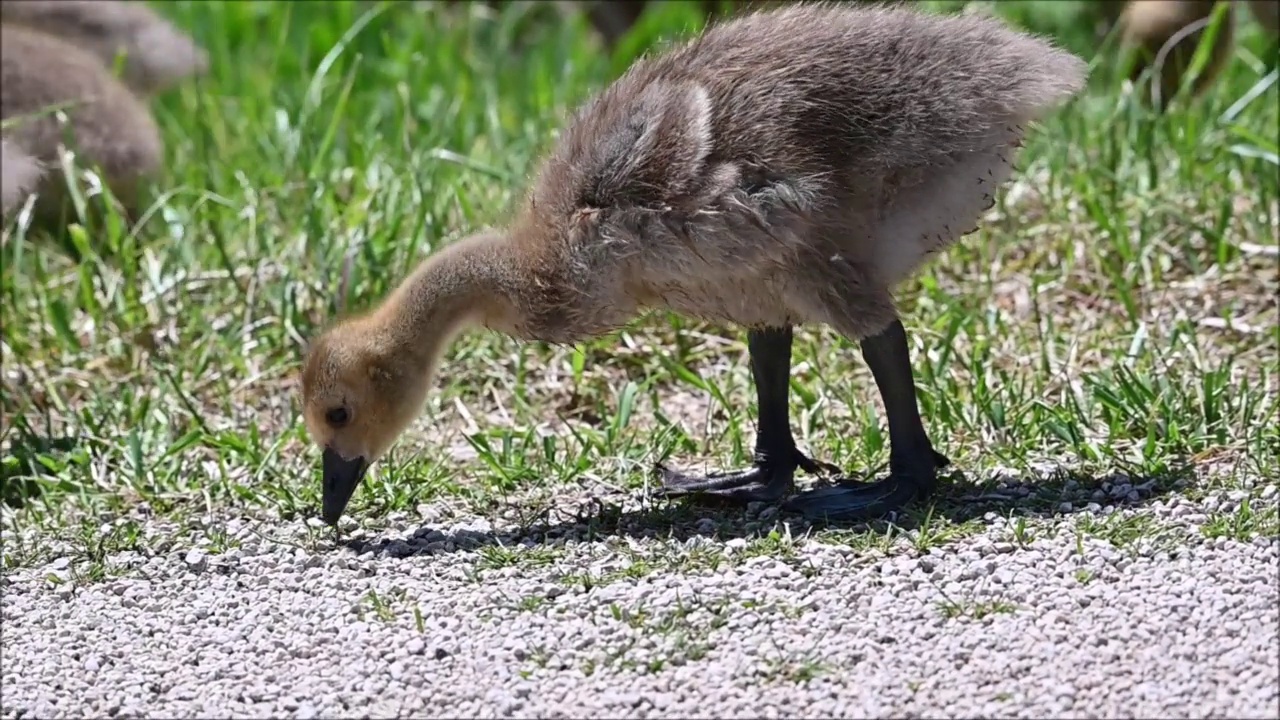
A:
1 488 1277 719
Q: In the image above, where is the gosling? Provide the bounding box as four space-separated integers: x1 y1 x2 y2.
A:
0 0 208 97
301 3 1088 526
1 24 164 225
1119 0 1279 109
1119 0 1235 108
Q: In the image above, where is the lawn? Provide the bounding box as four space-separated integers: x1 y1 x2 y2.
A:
1 0 1276 566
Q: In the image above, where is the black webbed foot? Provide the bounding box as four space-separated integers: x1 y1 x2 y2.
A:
657 462 788 503
784 446 949 521
658 449 840 504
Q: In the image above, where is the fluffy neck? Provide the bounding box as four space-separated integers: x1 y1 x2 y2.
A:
373 231 524 364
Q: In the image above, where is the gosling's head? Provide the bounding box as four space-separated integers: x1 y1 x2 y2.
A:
299 319 436 526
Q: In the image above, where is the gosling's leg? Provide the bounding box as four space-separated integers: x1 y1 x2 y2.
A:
785 320 951 521
658 326 840 503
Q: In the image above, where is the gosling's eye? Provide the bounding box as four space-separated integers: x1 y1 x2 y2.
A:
325 407 350 428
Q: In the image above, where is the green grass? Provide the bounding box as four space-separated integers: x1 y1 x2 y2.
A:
937 597 1020 622
1 0 1277 563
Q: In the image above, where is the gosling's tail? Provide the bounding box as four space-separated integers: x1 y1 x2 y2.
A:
992 19 1091 121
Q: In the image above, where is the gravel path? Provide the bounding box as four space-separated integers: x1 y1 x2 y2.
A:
3 486 1277 719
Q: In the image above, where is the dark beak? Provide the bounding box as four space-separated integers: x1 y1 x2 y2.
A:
321 447 368 526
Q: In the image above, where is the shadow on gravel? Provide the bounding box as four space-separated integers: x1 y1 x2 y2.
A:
344 462 1192 558
0 433 84 509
